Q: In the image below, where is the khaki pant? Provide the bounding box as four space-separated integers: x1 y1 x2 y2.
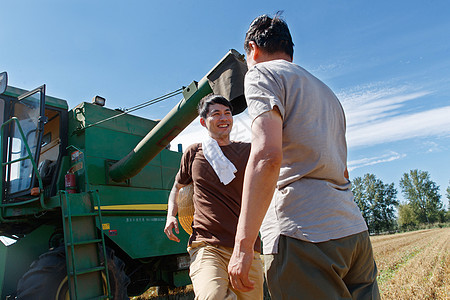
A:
188 241 264 300
265 232 380 300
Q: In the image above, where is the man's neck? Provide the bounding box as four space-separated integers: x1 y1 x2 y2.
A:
257 51 292 65
214 137 231 146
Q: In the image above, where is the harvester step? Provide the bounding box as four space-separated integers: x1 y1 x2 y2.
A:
69 265 106 276
66 238 103 246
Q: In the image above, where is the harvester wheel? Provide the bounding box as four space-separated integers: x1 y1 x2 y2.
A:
15 246 130 300
104 248 131 299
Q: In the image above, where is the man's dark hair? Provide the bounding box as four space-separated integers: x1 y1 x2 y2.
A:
198 94 233 119
244 12 294 59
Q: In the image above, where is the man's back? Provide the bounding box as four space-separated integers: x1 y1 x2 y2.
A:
245 59 367 251
246 59 348 188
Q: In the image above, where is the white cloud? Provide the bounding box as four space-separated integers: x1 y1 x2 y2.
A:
338 82 450 149
309 62 342 76
343 91 431 127
347 105 450 148
422 141 444 153
348 151 406 171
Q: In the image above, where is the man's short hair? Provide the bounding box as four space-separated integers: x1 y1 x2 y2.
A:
244 12 294 59
198 94 233 119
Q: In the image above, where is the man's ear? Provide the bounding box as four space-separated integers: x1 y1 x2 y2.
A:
200 117 207 128
249 41 260 60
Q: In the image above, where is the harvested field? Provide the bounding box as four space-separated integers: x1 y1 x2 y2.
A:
371 227 449 299
135 227 450 299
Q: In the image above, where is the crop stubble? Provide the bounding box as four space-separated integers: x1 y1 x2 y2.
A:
371 228 449 299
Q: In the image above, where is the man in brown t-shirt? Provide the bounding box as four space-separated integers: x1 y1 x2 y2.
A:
164 94 263 299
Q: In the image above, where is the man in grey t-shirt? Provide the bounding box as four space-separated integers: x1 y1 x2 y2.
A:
228 14 380 299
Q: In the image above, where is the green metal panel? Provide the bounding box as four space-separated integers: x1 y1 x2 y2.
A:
75 155 163 188
160 149 183 190
100 214 189 259
87 183 190 258
127 160 164 189
84 126 145 160
94 185 171 206
92 184 189 259
0 225 55 299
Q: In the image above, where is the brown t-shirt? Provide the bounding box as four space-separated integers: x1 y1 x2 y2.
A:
175 141 261 252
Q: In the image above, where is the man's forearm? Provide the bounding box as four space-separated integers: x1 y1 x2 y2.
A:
235 109 283 249
228 109 283 291
164 181 185 242
167 182 181 217
235 148 281 249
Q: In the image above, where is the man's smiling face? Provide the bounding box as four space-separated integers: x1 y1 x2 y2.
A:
201 103 233 142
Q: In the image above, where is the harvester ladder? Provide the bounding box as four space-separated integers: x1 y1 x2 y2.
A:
60 190 111 299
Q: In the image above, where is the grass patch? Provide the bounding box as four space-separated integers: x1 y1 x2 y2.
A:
377 246 422 284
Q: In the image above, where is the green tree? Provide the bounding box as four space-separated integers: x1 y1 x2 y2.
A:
447 181 450 203
445 181 450 222
397 203 417 230
399 169 443 224
352 177 370 222
352 174 398 234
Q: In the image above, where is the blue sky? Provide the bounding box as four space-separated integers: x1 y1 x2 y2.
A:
2 0 449 208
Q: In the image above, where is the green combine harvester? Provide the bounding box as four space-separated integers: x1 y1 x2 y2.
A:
0 50 247 299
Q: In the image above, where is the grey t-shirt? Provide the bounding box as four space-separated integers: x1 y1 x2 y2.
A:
245 59 367 254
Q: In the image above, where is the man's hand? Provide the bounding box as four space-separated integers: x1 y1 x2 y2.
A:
228 245 255 292
164 216 180 242
165 181 184 243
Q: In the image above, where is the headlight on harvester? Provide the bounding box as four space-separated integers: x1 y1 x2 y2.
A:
0 71 7 94
91 95 106 106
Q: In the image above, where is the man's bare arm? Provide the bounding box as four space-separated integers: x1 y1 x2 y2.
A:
164 181 186 243
228 108 283 291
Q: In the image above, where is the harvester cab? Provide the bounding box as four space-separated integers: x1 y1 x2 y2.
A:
0 50 248 299
0 78 65 204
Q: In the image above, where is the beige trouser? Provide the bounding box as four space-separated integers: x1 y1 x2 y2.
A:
188 241 264 300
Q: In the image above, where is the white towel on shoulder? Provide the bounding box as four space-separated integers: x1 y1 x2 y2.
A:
202 136 237 185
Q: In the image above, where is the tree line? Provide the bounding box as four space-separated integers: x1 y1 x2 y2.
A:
351 169 449 234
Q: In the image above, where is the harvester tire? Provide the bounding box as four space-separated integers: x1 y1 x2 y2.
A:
15 246 130 300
